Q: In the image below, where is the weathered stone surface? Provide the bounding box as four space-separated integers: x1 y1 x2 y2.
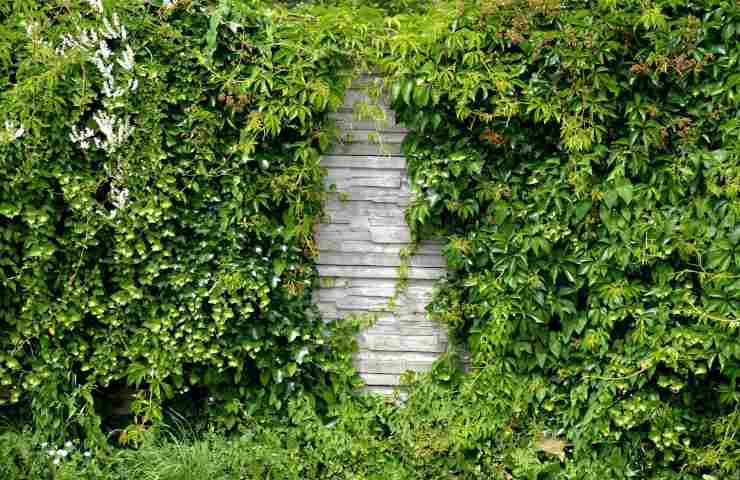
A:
317 252 445 268
321 155 407 170
323 169 402 189
336 296 393 311
343 130 406 144
354 351 439 374
328 142 402 156
369 226 411 244
317 265 445 280
315 80 448 391
360 374 402 386
329 112 407 133
339 89 390 110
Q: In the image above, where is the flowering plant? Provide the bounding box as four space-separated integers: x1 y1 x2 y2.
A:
0 0 376 441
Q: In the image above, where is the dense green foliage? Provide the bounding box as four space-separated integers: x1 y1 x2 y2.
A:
1 0 739 478
382 0 740 476
0 0 382 442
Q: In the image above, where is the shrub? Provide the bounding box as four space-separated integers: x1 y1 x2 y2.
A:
0 0 382 442
381 0 740 476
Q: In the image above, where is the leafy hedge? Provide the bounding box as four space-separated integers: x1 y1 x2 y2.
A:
0 0 386 442
380 0 740 476
2 0 739 478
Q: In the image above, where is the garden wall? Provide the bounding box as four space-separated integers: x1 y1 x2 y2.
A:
314 82 448 393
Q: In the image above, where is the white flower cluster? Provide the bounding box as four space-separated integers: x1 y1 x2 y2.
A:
85 0 103 13
111 183 130 211
62 13 139 213
1 120 25 144
41 440 92 465
65 14 137 154
57 14 127 56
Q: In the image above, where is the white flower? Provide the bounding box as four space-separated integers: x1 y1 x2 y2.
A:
92 112 133 152
111 184 129 210
83 451 92 458
2 120 25 143
281 245 287 252
102 17 117 40
70 125 95 149
92 56 114 83
260 159 269 169
255 247 262 254
85 0 103 13
53 458 60 465
64 441 73 449
57 449 68 457
271 276 279 288
295 346 309 364
98 40 112 59
117 45 135 71
47 449 56 456
40 442 48 448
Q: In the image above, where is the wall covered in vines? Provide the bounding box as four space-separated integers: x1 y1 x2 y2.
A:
0 0 388 441
1 0 739 478
380 0 740 476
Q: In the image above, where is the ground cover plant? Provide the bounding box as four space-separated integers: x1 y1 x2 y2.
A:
1 0 739 478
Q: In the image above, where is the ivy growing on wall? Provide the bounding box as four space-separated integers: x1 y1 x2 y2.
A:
380 0 740 476
0 0 387 442
1 0 739 477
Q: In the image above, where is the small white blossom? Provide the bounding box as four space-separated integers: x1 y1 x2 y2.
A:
281 245 288 252
260 159 269 169
255 247 262 254
2 120 25 144
64 441 74 449
102 17 117 39
85 0 103 13
47 449 56 456
53 458 60 465
57 449 68 457
117 45 135 71
114 14 126 41
111 184 129 210
295 346 309 364
40 442 48 448
83 451 92 458
93 111 133 152
70 125 95 149
92 55 114 82
98 40 112 59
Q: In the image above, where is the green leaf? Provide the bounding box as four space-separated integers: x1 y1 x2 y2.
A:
615 180 633 205
403 80 414 105
574 200 592 223
413 85 429 106
206 0 231 62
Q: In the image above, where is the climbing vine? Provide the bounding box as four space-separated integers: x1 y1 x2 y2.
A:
0 0 383 443
1 0 739 478
380 0 740 476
